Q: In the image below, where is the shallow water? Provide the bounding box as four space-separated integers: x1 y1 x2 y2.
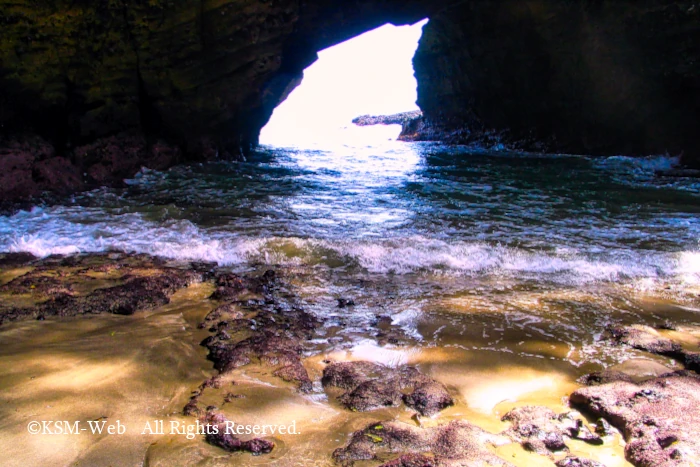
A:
1 127 700 466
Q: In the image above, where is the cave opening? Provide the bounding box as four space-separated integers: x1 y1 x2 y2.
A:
259 19 428 149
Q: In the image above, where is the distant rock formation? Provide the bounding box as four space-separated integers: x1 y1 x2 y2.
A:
353 111 424 141
352 111 423 127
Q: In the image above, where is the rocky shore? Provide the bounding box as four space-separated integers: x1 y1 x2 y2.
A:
1 251 699 466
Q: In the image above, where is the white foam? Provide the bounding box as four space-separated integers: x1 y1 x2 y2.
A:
1 205 698 289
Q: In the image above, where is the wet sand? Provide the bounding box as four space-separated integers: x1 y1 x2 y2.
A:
2 254 699 466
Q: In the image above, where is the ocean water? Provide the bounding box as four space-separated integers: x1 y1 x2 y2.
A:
2 126 699 289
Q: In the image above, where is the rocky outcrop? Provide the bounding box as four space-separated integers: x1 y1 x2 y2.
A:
412 1 700 166
199 270 321 392
501 406 602 456
571 374 700 467
352 111 422 127
0 135 82 205
3 0 700 204
0 253 204 324
322 360 453 416
0 132 183 206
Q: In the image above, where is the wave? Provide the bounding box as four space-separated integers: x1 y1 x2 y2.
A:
2 209 697 286
594 154 681 174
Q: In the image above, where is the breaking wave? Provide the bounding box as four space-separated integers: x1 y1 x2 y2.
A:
2 207 697 287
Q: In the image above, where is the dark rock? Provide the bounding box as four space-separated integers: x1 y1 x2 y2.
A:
594 418 614 437
403 381 454 418
337 298 356 308
0 252 37 267
333 420 512 466
204 410 274 454
683 352 700 373
199 303 244 329
32 156 83 193
501 406 566 455
39 270 200 317
74 133 179 186
210 273 249 301
322 361 382 389
4 0 700 205
323 361 453 416
413 1 700 166
570 374 700 467
555 456 606 467
0 271 75 297
0 135 82 202
201 273 320 392
340 379 405 411
0 0 447 201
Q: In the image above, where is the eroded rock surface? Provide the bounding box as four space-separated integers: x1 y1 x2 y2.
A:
571 374 700 467
200 271 320 392
204 410 274 454
501 406 602 456
0 253 202 324
333 420 512 466
322 361 453 416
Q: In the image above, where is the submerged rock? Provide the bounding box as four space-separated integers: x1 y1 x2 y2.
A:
323 361 453 416
606 324 700 375
0 254 203 324
39 270 201 317
333 420 512 466
571 374 700 467
607 325 683 356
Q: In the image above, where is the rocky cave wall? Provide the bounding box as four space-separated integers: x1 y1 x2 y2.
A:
0 0 449 202
2 0 700 203
412 1 700 164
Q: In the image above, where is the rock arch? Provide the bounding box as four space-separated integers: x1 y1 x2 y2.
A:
1 0 699 201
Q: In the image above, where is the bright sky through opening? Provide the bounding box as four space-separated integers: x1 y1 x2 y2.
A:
260 19 428 148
